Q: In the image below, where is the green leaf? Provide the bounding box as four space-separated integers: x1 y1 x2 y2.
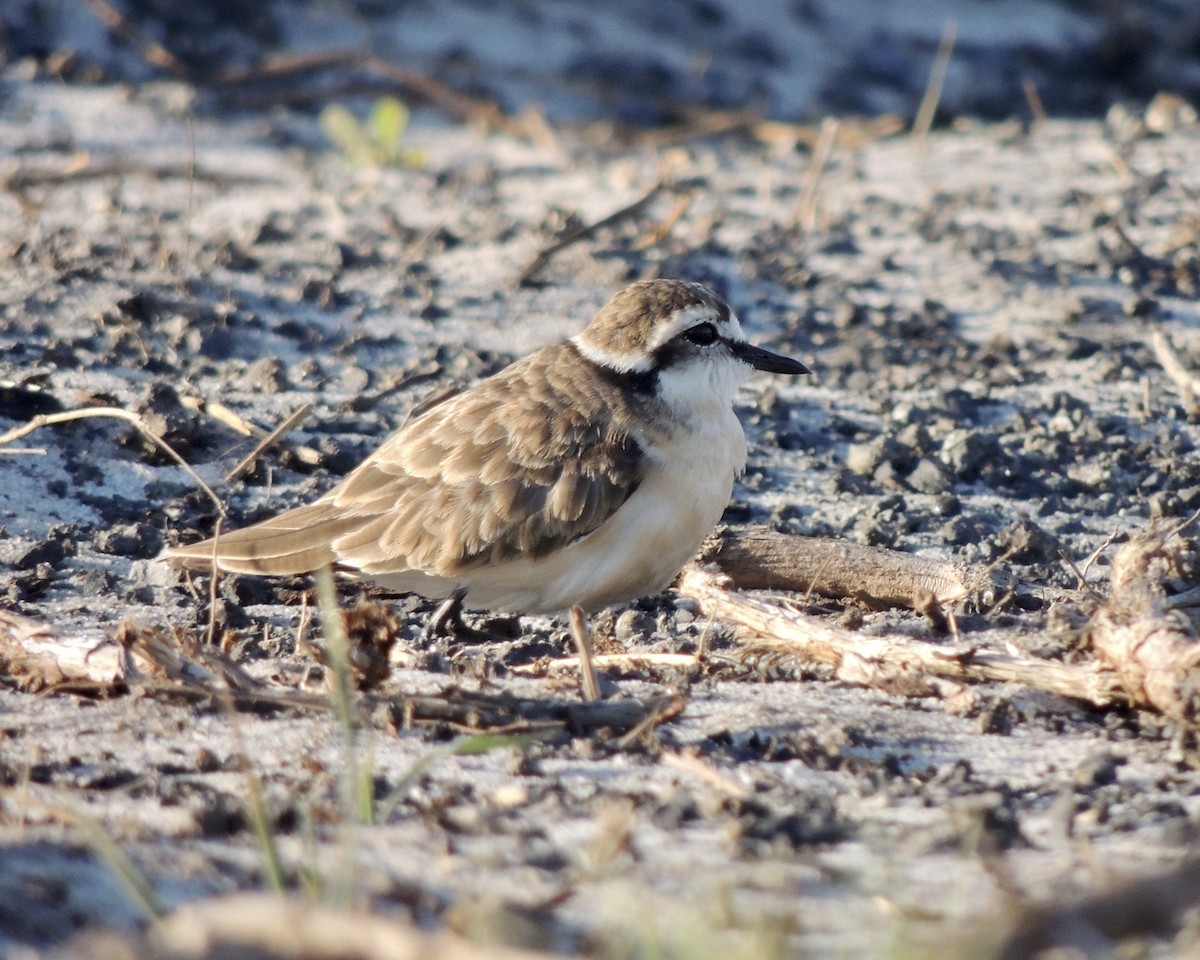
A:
369 96 409 160
319 104 374 166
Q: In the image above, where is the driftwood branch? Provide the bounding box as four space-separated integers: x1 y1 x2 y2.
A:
698 524 1012 611
1086 514 1200 717
676 565 1122 706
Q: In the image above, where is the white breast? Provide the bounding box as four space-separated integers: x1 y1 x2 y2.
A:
456 403 746 613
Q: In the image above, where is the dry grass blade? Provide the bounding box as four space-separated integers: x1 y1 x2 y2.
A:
214 51 520 136
913 19 958 152
225 402 314 481
1022 78 1048 123
793 116 839 230
11 794 164 921
569 605 602 702
80 0 189 77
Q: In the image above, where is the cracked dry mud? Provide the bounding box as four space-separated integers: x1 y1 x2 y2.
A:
3 58 1200 960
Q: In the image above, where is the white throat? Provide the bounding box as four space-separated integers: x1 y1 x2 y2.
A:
655 353 751 426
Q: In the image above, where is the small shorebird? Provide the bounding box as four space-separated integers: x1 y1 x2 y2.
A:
163 280 808 685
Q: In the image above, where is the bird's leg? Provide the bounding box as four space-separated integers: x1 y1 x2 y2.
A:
569 604 601 702
423 586 469 642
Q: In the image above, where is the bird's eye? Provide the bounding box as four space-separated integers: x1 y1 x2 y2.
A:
684 322 719 346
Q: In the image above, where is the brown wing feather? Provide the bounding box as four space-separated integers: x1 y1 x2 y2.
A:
332 342 650 577
163 342 656 580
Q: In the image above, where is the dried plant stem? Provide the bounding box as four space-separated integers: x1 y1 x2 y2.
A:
1087 516 1200 717
0 406 223 513
913 19 958 151
793 116 839 230
224 402 313 481
517 184 663 285
570 605 602 702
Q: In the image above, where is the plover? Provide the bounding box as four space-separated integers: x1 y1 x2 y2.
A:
163 280 808 629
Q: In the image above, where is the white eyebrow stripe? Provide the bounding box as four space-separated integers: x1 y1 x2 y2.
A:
645 304 728 352
570 335 655 372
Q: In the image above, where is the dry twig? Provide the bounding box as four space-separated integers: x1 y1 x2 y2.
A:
225 402 314 481
913 19 958 151
215 51 520 136
793 117 839 230
516 184 664 285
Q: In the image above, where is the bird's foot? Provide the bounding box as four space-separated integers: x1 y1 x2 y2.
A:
422 587 492 644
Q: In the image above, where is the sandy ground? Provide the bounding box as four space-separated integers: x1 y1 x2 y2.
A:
3 2 1200 958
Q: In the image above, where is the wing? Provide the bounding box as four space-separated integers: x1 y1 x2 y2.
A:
328 343 647 577
163 343 650 579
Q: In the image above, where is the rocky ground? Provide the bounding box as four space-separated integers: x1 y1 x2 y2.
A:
3 2 1200 959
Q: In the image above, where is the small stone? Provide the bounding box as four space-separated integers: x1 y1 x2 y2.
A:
845 436 910 477
615 608 654 645
94 522 162 558
940 429 1000 479
907 457 951 494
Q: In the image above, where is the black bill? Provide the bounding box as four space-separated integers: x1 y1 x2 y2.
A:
732 341 810 375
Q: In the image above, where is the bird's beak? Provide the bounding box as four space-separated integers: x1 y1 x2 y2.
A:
732 341 810 375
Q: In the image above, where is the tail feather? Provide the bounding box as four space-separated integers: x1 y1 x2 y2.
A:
160 503 366 576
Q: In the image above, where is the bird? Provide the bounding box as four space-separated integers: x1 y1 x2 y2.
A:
162 279 809 632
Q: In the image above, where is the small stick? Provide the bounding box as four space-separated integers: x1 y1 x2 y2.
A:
511 652 699 676
1 162 268 193
181 397 256 437
912 19 958 152
793 117 839 230
80 0 189 77
224 403 313 482
629 108 761 150
661 751 752 801
569 605 602 702
635 193 691 249
1022 78 1047 124
214 51 520 136
517 184 663 285
205 517 224 648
